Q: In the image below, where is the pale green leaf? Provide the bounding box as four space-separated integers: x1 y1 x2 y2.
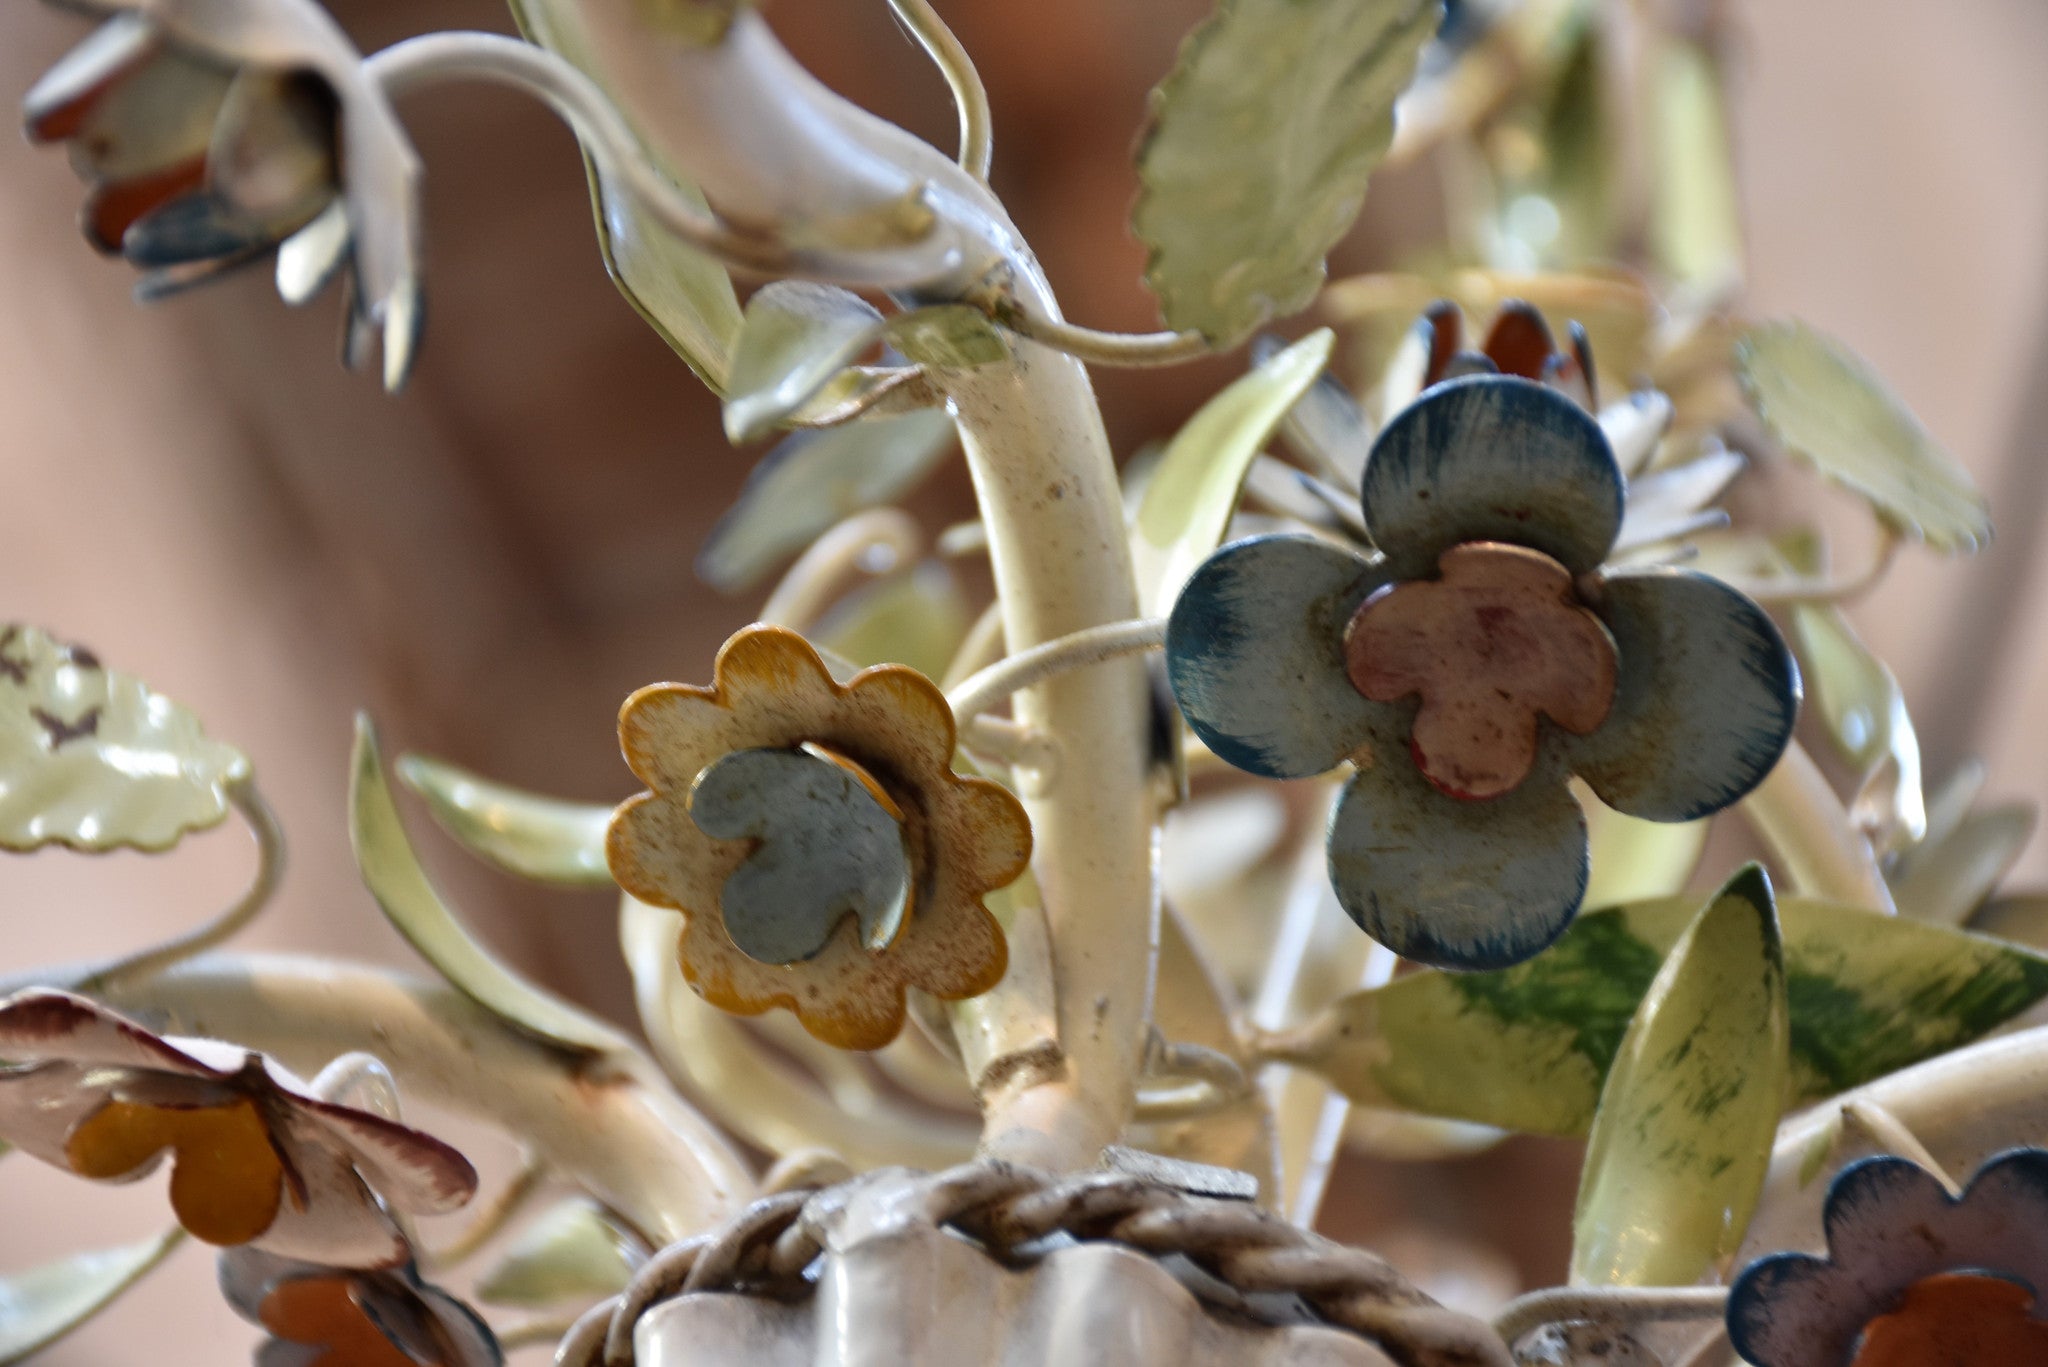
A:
1132 329 1334 612
1132 0 1436 344
349 717 620 1056
812 562 970 680
1571 867 1786 1286
1285 890 2048 1136
1736 321 1990 552
0 624 250 853
1889 803 2036 927
396 754 615 889
477 1199 637 1307
1791 603 1925 850
507 0 741 391
697 409 958 592
886 304 1010 371
1650 39 1743 298
0 1229 183 1363
1580 784 1706 908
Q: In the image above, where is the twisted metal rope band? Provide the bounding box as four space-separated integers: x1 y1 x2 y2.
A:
556 1159 1513 1367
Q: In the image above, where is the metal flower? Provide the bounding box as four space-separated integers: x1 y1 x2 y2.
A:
0 990 476 1266
22 0 423 388
607 625 1031 1051
1166 373 1798 970
1728 1149 2048 1367
221 1247 502 1367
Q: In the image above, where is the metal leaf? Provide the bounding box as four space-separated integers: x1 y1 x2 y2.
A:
1131 0 1436 344
349 716 619 1056
1737 321 1990 553
812 562 971 680
724 283 890 443
1649 39 1743 299
1889 803 2036 927
507 0 741 391
696 410 958 593
0 624 250 852
1133 329 1334 611
0 1229 183 1364
1571 867 1787 1286
396 754 615 889
1280 891 2048 1136
1580 786 1706 910
476 1199 637 1308
1792 601 1925 852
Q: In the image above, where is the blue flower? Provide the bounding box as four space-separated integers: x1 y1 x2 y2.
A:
1728 1149 2048 1367
1166 374 1798 970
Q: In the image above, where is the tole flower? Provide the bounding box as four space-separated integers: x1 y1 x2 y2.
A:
221 1247 502 1367
607 625 1031 1051
0 990 476 1266
23 0 423 388
1728 1149 2048 1367
1166 372 1798 970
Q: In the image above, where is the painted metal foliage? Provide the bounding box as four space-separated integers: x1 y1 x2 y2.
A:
1728 1148 2048 1367
0 990 476 1267
22 0 423 387
0 624 250 852
1166 369 1800 969
607 625 1031 1051
220 1247 503 1367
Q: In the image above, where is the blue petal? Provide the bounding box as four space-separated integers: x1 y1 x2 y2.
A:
123 194 268 266
1361 375 1624 578
1165 534 1390 780
1326 747 1587 969
1726 1251 1837 1367
1566 570 1800 822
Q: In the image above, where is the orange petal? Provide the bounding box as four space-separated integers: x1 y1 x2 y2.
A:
1852 1273 2048 1367
260 1277 422 1367
68 1096 285 1245
83 157 206 253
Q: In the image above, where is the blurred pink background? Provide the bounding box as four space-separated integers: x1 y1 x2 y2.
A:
2 0 2046 1359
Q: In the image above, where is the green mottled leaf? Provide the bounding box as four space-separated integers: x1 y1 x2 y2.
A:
1132 329 1334 611
812 562 970 680
1286 890 2048 1135
478 1199 638 1307
0 624 249 853
1792 602 1925 850
1737 321 1990 552
697 410 958 592
0 1229 183 1363
397 754 614 889
350 717 619 1056
507 0 741 391
1889 803 2036 927
1132 0 1436 344
1571 867 1786 1286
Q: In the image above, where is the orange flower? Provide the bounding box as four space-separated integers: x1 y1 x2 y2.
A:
608 625 1030 1051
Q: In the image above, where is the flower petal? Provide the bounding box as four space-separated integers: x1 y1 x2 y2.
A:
1566 569 1799 822
256 1135 410 1268
1725 1250 1842 1367
0 989 226 1077
1165 534 1389 779
1361 375 1625 578
0 1063 118 1168
287 1101 478 1218
22 15 155 143
1326 748 1588 969
68 40 233 181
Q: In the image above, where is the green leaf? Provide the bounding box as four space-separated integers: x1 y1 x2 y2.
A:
1132 329 1334 612
1736 321 1990 552
0 1230 183 1363
1581 785 1706 908
1791 602 1925 850
1287 891 2048 1135
507 0 741 391
477 1199 637 1308
1889 803 2036 927
349 716 620 1056
1649 39 1743 298
396 754 615 889
1132 0 1436 344
0 624 250 853
1571 867 1786 1286
812 562 971 680
696 410 958 592
887 305 1010 371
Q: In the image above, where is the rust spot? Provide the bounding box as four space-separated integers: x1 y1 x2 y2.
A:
0 627 28 685
33 705 102 748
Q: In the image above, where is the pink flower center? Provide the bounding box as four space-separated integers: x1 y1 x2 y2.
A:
1343 542 1617 800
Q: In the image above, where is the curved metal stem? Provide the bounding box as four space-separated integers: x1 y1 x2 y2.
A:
997 307 1215 368
1493 1286 1728 1349
946 618 1168 721
886 0 993 181
758 507 924 631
